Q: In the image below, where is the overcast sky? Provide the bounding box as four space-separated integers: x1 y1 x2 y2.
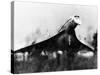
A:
13 1 98 50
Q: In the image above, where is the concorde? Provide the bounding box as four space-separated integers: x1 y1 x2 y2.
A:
13 15 94 56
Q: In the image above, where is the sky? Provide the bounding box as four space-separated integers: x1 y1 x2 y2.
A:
13 1 98 50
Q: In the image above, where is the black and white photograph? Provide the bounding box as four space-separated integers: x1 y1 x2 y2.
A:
11 1 98 74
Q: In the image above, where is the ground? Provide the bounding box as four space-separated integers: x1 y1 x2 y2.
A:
13 50 97 74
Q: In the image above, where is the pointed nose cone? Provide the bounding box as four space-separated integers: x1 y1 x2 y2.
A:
73 15 82 25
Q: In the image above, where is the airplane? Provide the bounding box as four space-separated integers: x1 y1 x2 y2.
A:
12 15 95 58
